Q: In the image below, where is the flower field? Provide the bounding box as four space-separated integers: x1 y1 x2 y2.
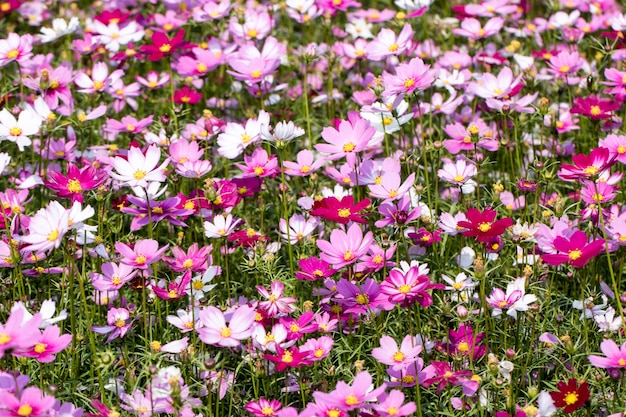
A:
1 0 626 416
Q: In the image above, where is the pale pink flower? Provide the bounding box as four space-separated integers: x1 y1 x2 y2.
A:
316 223 373 269
197 305 256 347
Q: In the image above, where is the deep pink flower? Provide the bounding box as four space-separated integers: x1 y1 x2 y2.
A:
379 265 443 307
422 361 473 394
139 29 190 61
310 196 370 224
382 57 434 98
457 208 513 243
91 307 132 342
280 312 318 341
295 256 335 281
173 86 202 104
541 230 605 268
152 270 192 300
371 390 416 417
45 163 107 203
558 147 615 181
264 345 312 371
163 243 211 273
570 95 621 120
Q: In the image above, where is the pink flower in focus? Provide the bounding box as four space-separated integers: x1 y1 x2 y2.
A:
316 223 373 269
115 239 169 270
0 387 55 417
257 281 297 317
15 325 71 363
541 230 605 268
197 305 256 347
372 335 422 371
588 339 626 369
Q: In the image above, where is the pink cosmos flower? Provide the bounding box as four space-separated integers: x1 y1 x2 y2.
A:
264 345 312 372
588 339 626 369
135 71 170 90
486 278 537 319
599 134 626 164
197 305 256 347
229 9 273 41
15 325 71 363
91 307 132 342
116 239 169 270
163 243 211 273
366 24 413 61
316 111 376 165
443 120 499 154
245 398 282 417
74 62 124 94
471 67 523 99
91 262 137 291
257 281 297 317
453 17 503 39
315 371 385 411
375 195 420 227
541 230 605 268
139 29 189 61
283 150 325 176
236 148 279 178
105 115 153 135
278 214 319 244
301 336 334 361
295 256 335 281
546 50 584 78
0 308 42 358
228 37 283 83
316 223 373 269
380 265 443 307
204 214 242 238
0 34 33 67
368 172 416 202
438 158 477 187
371 391 416 417
382 57 434 98
372 335 422 371
0 387 55 417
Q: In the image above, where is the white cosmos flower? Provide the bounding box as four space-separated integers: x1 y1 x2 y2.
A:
204 214 242 238
109 144 169 188
0 107 42 151
19 201 69 253
38 17 80 43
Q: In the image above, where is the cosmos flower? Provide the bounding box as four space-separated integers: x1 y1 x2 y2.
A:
550 378 589 414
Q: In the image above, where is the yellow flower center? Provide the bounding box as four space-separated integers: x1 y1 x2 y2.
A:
478 222 492 232
583 166 598 175
133 170 147 180
126 124 135 131
345 394 359 406
261 407 274 416
457 342 469 352
568 250 582 261
112 276 122 285
387 407 398 416
314 348 324 358
590 105 601 116
337 208 351 218
0 333 13 345
619 358 626 366
33 342 47 353
159 44 172 53
281 351 293 363
393 351 405 362
398 284 411 294
388 189 398 198
593 193 604 202
135 255 147 265
388 43 399 52
47 229 59 242
453 174 464 182
115 318 125 328
6 49 19 59
17 405 32 417
93 81 104 90
564 392 579 405
498 300 508 308
9 127 22 136
250 69 262 79
343 250 354 261
247 29 258 38
559 65 570 73
356 293 369 305
168 290 178 298
403 78 415 88
220 327 232 337
290 324 300 333
343 142 356 152
254 166 265 176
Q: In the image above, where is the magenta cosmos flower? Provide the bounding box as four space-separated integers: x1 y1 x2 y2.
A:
45 163 107 203
197 305 256 347
588 339 626 369
457 208 513 243
15 325 71 363
379 265 443 307
316 223 373 269
541 230 604 268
